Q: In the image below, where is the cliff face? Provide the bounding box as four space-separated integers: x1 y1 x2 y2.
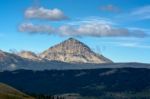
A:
40 38 112 63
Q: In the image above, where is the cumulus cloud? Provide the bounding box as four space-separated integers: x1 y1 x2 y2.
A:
100 4 120 13
19 21 148 38
58 23 147 37
19 23 55 34
25 7 68 21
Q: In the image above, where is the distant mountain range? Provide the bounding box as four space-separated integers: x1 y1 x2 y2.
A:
0 38 112 71
0 38 150 71
0 48 150 71
17 38 112 63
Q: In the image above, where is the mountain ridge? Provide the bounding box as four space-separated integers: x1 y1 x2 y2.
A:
0 38 114 71
40 38 112 63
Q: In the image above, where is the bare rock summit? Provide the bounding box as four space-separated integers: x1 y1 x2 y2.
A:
40 38 112 63
18 51 39 60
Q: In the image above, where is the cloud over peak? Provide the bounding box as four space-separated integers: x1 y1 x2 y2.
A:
19 20 148 38
25 7 68 21
58 23 147 37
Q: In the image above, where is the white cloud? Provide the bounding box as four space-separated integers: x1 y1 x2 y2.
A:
19 23 55 34
119 43 138 47
67 17 116 26
131 5 150 20
59 23 124 37
58 19 147 37
119 43 150 49
19 20 148 38
103 41 150 49
25 7 68 21
115 5 150 22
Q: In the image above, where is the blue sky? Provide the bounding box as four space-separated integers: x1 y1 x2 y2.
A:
0 0 150 63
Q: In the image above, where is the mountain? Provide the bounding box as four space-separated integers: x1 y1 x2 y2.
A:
0 50 29 71
0 49 150 71
0 38 113 71
40 38 112 63
18 51 39 60
0 50 24 63
0 83 33 99
1 38 150 71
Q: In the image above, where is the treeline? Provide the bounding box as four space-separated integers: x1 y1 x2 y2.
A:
33 95 65 99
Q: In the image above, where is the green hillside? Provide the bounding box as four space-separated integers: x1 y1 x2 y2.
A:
0 83 34 99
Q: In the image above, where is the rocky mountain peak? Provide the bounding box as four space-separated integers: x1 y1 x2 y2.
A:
40 38 112 63
65 37 81 44
67 37 77 41
18 51 39 60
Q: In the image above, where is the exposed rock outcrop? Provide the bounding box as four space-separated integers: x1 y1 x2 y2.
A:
40 38 112 63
